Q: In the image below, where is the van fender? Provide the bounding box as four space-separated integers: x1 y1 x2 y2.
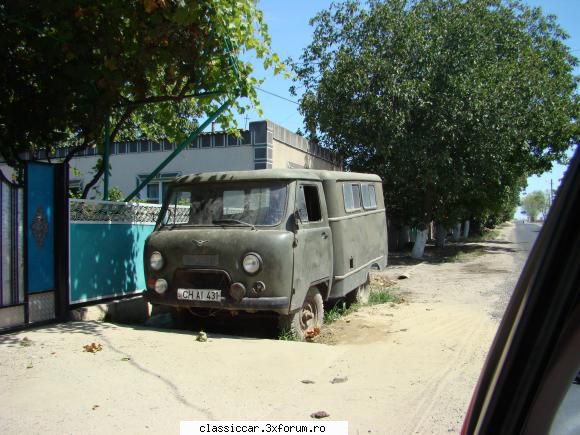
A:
289 278 331 312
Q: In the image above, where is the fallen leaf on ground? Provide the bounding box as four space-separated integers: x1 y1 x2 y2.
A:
83 343 103 353
121 357 131 361
310 411 330 419
301 379 315 384
196 331 208 342
92 405 99 410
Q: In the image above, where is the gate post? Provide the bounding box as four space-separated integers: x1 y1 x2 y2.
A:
54 163 69 321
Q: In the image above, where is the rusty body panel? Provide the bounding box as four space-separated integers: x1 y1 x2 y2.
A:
143 169 388 319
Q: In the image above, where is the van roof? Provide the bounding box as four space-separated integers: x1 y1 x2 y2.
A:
172 169 382 185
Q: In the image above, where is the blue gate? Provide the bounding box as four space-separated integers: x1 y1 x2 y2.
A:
0 162 68 331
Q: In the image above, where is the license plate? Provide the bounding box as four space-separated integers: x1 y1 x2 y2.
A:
177 289 221 302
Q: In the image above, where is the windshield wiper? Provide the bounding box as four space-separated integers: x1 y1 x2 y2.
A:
212 219 256 230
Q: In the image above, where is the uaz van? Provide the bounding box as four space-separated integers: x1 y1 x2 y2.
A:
144 169 388 339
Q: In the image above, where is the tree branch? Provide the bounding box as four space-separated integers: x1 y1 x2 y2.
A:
80 107 135 199
64 138 92 165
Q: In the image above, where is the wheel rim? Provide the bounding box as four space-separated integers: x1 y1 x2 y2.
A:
299 298 319 331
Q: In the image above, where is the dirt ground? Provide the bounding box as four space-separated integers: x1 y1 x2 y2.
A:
0 223 529 435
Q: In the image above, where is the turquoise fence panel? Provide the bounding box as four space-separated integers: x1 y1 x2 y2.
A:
26 162 55 293
69 200 161 304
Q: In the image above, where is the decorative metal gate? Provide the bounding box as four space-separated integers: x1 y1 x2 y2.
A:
0 161 68 331
0 170 25 329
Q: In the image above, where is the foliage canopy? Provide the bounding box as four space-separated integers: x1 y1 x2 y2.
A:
292 0 579 227
1 0 283 182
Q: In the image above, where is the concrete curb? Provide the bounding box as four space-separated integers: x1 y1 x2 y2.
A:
69 296 152 324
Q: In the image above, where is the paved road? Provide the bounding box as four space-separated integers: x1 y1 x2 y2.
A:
489 221 541 320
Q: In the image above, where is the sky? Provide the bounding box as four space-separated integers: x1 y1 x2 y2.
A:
238 0 579 213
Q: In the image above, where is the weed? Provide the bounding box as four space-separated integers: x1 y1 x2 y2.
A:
368 287 402 304
324 302 355 324
278 328 297 341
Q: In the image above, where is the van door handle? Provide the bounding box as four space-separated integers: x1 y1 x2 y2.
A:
321 232 328 239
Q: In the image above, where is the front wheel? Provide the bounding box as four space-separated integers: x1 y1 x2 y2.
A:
278 286 323 341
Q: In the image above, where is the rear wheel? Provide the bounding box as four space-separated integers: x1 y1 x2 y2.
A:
278 287 323 341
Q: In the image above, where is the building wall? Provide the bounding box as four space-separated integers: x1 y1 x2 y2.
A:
271 139 338 170
253 120 341 171
69 145 255 201
0 119 342 203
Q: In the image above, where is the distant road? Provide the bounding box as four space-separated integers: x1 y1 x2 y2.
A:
490 221 542 319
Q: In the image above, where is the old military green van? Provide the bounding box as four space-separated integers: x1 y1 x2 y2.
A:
144 169 388 339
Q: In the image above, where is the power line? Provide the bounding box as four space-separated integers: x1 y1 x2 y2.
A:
256 87 299 105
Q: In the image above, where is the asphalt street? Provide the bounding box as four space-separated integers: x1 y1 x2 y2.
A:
488 221 541 320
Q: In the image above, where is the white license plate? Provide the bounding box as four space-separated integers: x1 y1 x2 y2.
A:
177 289 221 301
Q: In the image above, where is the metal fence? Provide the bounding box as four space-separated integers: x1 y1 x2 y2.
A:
69 199 162 304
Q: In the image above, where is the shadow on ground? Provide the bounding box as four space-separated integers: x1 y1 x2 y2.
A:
142 311 280 340
388 241 518 266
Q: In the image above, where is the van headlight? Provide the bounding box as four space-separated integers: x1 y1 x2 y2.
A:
150 251 164 271
242 253 262 275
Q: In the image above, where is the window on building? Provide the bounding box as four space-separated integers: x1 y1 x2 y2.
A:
140 141 150 153
129 142 138 153
297 185 322 223
201 135 212 148
138 173 180 204
118 143 127 154
361 184 377 209
227 134 239 146
242 131 251 145
151 142 161 152
146 183 160 203
343 183 362 212
214 133 225 147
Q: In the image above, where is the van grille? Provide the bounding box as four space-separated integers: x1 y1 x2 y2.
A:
172 269 232 297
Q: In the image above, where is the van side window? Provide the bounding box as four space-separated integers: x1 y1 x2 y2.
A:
361 184 377 209
343 183 362 212
297 185 322 223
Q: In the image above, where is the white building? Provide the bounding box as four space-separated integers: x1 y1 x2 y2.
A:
1 120 342 203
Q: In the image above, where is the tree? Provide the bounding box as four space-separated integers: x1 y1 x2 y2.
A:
291 0 579 256
521 190 547 222
1 0 284 193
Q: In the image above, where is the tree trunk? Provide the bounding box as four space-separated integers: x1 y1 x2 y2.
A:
435 223 446 248
463 220 470 238
411 229 428 258
451 222 461 242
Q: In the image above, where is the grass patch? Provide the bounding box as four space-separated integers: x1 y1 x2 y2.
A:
368 287 402 304
324 287 401 325
468 228 500 242
277 328 296 341
279 286 402 339
324 301 356 324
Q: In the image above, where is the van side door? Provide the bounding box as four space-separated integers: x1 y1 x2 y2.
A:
291 181 333 311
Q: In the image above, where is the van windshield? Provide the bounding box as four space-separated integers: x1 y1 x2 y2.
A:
161 182 288 227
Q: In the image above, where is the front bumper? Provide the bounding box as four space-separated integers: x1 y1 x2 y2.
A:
145 290 290 314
